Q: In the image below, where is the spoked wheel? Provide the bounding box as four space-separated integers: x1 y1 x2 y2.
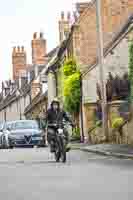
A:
54 147 61 162
60 149 66 163
60 139 66 163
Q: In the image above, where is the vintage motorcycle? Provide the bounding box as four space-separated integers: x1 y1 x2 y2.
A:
47 121 72 163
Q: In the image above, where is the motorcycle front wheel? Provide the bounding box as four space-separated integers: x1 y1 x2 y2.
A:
60 138 66 163
54 144 61 162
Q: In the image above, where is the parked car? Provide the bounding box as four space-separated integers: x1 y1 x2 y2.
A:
3 120 45 148
1 121 14 149
0 122 5 147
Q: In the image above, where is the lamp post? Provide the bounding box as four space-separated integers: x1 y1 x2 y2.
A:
96 0 108 138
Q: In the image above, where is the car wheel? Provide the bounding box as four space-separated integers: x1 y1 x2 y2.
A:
2 136 7 149
8 139 14 149
9 143 13 149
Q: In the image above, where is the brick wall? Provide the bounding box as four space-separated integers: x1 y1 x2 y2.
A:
31 32 47 65
72 0 133 73
12 46 27 80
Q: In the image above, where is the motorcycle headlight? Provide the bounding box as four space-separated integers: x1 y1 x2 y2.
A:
58 128 63 134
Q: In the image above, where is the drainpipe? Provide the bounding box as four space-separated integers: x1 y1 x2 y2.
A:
80 76 84 143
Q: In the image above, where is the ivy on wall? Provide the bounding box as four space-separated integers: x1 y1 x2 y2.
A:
62 58 81 114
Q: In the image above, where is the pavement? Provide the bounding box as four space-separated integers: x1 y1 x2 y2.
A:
0 147 133 200
72 143 133 159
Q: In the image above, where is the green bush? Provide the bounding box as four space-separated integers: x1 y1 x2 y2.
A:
96 120 102 127
112 117 124 129
72 127 80 140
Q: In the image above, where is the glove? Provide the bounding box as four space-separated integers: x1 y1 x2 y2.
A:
71 123 75 128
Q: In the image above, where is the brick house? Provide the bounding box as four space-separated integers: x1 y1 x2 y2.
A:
45 0 133 142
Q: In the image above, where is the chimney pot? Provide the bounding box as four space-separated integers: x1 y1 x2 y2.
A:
61 11 65 20
21 46 24 52
13 46 16 52
67 12 71 20
33 32 37 39
17 46 20 52
40 32 43 39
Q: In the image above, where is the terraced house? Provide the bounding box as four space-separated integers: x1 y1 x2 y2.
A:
0 32 52 121
45 0 133 143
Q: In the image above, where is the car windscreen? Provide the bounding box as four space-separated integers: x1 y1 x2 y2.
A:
12 121 39 130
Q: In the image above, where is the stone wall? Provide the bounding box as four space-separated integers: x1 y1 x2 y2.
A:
108 101 133 144
84 100 133 144
83 103 106 144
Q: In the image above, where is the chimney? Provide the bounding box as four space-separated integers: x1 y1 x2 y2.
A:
59 11 71 43
31 32 47 65
12 45 27 80
76 2 89 15
31 80 42 100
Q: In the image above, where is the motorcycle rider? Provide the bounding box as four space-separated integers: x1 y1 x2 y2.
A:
45 98 73 152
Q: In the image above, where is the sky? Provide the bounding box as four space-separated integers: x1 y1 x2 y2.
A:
0 0 86 83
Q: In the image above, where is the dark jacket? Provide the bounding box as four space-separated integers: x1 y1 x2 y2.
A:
46 108 71 125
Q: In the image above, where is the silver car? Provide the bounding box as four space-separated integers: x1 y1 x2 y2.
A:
3 120 45 148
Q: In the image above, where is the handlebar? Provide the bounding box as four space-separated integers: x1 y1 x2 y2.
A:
47 122 73 127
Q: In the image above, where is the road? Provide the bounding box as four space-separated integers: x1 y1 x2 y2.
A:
0 147 132 200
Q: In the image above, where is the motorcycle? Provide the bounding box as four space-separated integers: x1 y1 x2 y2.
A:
47 122 71 163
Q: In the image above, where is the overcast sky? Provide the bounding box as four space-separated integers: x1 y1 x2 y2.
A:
0 0 87 83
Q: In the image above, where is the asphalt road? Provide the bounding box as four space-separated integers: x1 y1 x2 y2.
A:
0 147 132 200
